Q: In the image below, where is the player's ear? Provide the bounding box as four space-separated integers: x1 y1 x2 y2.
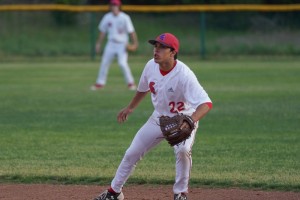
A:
170 48 176 58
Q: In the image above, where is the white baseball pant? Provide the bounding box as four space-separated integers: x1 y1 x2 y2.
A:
110 115 198 194
96 41 135 85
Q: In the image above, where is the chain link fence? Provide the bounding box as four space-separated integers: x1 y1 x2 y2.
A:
0 5 299 59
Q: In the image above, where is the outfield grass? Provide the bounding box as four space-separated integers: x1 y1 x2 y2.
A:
0 57 299 191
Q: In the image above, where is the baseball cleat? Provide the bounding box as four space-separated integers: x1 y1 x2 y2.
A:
93 189 124 200
90 84 104 91
174 193 188 200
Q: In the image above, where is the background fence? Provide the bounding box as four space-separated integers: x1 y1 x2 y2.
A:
0 4 300 60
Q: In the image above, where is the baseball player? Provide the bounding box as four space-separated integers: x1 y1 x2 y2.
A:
93 33 212 200
90 0 138 91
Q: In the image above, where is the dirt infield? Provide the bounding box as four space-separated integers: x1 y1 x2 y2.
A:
0 184 299 200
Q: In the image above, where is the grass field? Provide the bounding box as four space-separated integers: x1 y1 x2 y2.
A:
0 56 299 191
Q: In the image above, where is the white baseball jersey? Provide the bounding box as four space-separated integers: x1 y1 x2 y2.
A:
99 11 135 44
137 59 212 118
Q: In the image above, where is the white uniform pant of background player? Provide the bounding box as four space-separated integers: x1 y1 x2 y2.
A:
96 41 135 85
111 115 198 194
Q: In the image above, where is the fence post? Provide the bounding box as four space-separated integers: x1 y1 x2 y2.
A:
90 12 96 60
200 11 206 59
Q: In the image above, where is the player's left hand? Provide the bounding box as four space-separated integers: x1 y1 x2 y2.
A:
159 114 195 146
180 121 191 130
126 44 138 52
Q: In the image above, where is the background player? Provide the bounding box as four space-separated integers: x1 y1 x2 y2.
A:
90 0 138 91
93 33 212 200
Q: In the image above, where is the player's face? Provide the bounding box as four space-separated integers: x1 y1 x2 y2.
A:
110 5 120 15
153 43 175 63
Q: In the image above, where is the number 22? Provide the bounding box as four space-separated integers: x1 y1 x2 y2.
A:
169 101 184 113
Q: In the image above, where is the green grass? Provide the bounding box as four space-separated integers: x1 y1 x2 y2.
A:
0 57 299 191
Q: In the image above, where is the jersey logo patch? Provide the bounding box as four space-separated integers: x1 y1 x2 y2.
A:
149 82 156 94
168 87 174 92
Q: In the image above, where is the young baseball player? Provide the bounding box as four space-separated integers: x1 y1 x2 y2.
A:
90 0 138 91
93 33 212 200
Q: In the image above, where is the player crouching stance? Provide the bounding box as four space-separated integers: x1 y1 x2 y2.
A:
93 33 212 200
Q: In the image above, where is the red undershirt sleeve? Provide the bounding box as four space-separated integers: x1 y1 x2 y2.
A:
205 102 213 109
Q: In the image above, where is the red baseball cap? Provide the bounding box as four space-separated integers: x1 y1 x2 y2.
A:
148 33 180 53
110 0 121 6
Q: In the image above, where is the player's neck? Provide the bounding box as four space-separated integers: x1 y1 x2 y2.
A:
112 12 120 16
159 60 177 73
112 10 120 16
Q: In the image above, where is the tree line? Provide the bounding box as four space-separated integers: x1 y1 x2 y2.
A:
1 0 299 5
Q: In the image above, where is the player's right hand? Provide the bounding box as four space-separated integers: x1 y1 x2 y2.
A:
95 43 101 54
117 107 133 123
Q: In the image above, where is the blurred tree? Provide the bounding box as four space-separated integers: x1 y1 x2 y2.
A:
52 0 80 26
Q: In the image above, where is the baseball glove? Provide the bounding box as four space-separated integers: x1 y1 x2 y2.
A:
126 44 138 52
159 114 195 146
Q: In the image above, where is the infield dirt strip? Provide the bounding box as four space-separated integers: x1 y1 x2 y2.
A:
0 184 299 200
